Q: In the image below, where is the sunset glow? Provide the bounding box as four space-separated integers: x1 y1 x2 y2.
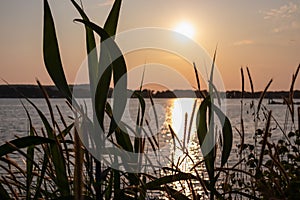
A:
0 1 299 90
174 22 195 39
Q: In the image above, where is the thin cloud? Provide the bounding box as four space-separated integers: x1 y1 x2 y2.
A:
233 40 254 46
263 2 298 19
262 2 300 33
98 0 114 6
273 21 300 33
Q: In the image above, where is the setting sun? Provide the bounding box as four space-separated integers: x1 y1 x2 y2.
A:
174 22 195 39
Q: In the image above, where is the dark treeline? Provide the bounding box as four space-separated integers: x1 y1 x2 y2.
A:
1 85 300 99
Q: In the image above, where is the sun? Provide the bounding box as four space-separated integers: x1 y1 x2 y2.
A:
174 22 195 39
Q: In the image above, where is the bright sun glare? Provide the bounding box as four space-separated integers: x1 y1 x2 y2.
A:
174 22 195 39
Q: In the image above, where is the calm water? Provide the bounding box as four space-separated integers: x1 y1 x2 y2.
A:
0 98 298 168
0 98 298 198
0 98 297 141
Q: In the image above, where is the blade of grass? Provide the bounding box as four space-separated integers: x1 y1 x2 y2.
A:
257 111 272 171
196 96 215 182
0 157 26 177
240 68 245 156
257 79 273 119
102 0 124 135
0 182 10 199
0 136 54 157
246 67 254 97
145 172 197 190
241 68 244 99
22 104 35 200
169 125 184 151
1 176 18 199
211 104 233 167
74 122 84 200
70 0 98 91
115 125 133 152
164 185 190 200
188 100 197 142
298 107 300 132
209 46 217 95
193 62 205 98
43 0 72 102
33 154 50 200
75 19 127 137
196 96 209 147
103 0 122 37
183 112 188 151
288 64 300 123
27 99 70 196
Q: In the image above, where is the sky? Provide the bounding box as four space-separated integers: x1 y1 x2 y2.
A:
0 0 299 91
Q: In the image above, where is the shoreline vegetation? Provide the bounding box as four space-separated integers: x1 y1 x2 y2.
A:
0 0 299 199
1 84 300 99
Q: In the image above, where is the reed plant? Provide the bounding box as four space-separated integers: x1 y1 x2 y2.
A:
0 0 299 199
217 65 300 199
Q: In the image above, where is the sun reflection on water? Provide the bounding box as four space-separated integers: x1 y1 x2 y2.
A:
161 98 208 198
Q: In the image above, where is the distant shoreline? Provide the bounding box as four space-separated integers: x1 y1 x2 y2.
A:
0 84 300 99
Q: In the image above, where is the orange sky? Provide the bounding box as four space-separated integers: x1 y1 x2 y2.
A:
0 0 299 91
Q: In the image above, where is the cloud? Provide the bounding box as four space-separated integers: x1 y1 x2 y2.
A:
263 2 298 19
98 0 114 6
272 20 300 33
261 2 300 33
233 40 254 46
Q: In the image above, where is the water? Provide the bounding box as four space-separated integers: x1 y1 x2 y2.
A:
0 98 298 198
1 97 298 168
0 98 297 142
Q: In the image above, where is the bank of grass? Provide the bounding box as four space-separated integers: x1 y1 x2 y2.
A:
0 0 299 199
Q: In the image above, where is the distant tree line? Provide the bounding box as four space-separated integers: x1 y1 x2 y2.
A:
0 85 300 99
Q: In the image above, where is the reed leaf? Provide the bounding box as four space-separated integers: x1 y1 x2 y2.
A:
196 96 215 181
193 63 205 99
246 67 254 96
0 182 10 199
209 47 217 94
257 111 272 171
0 136 54 157
164 185 190 200
133 91 146 154
70 0 98 91
169 125 184 151
113 169 121 197
187 100 197 145
75 20 127 137
105 172 113 200
211 104 233 167
103 0 122 37
33 153 50 200
288 64 300 123
149 92 159 130
74 128 84 200
103 0 124 135
43 0 72 102
0 156 26 176
28 100 70 196
193 62 201 93
145 172 197 190
133 91 146 127
115 125 133 152
196 96 209 146
241 68 244 99
257 79 272 118
21 103 35 200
